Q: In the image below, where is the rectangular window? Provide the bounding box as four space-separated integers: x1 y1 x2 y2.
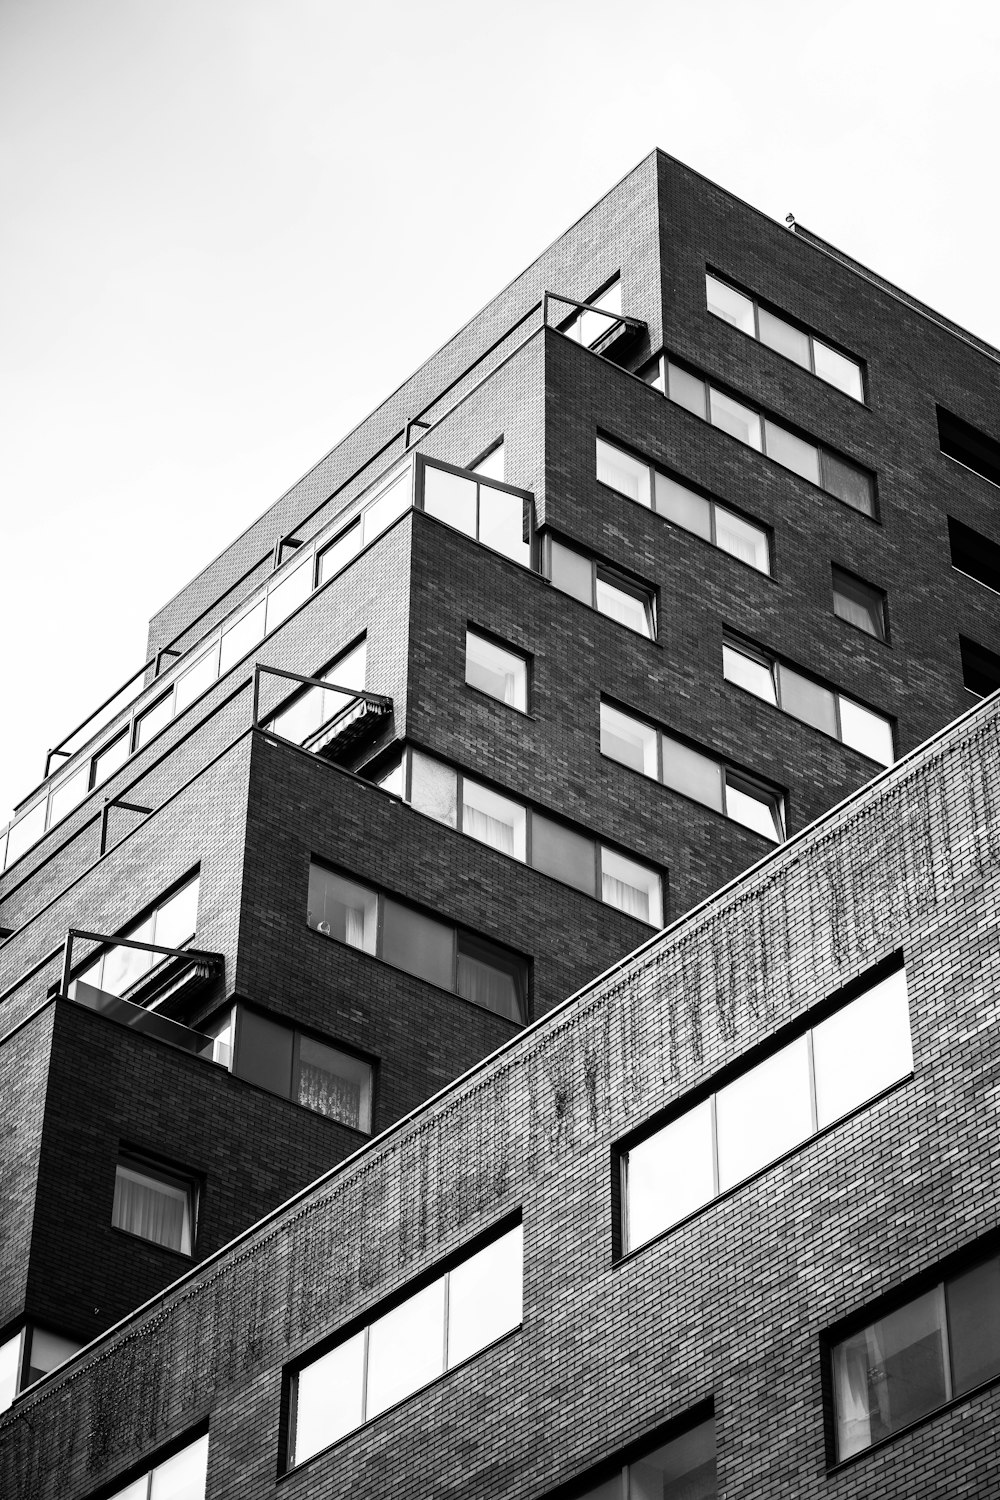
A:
938 406 1000 488
547 534 656 638
317 519 363 586
420 459 531 568
112 1153 196 1255
623 967 911 1253
71 873 200 1001
574 1413 717 1500
133 691 174 751
224 1008 373 1132
832 565 887 640
960 635 1000 698
289 1223 522 1466
470 440 504 481
723 634 894 766
603 702 783 843
949 516 1000 594
465 629 529 710
0 1326 81 1413
831 1246 1000 1462
308 864 528 1021
106 1434 209 1500
174 642 221 714
706 272 865 401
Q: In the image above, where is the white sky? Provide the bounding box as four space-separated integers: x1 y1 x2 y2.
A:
2 0 999 825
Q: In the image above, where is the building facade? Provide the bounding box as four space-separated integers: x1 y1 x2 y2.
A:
1 149 999 1494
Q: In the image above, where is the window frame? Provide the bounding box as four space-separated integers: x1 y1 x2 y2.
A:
111 1148 199 1258
948 516 1000 597
545 1404 717 1500
464 625 531 713
556 273 623 348
262 634 368 747
544 531 658 639
831 564 889 643
70 869 201 1005
415 453 535 570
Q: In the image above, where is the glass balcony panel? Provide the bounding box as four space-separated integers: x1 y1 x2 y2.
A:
5 799 46 866
174 643 220 714
705 275 755 335
478 484 530 567
625 1099 715 1249
219 597 266 674
839 696 894 766
317 520 363 585
366 1279 446 1419
292 1332 366 1464
268 685 327 746
423 467 477 537
716 1034 812 1190
709 388 762 450
813 340 864 399
92 730 131 789
446 1224 523 1368
47 763 91 827
667 363 708 420
661 735 724 813
101 917 155 996
653 473 712 539
764 421 821 484
265 556 312 633
757 307 810 367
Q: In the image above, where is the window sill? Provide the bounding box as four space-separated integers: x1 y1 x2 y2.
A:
831 613 892 648
463 683 536 717
825 1368 1000 1473
110 1226 195 1261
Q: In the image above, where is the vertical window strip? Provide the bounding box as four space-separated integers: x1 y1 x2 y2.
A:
705 272 865 400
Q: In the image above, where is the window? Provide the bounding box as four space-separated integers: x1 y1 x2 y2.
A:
546 535 656 639
465 629 529 710
960 635 1000 698
214 1007 373 1132
420 458 531 568
949 516 1000 595
106 1434 209 1500
622 966 911 1254
308 863 528 1022
832 566 887 641
830 1244 1000 1462
645 356 876 516
406 748 663 925
264 639 367 747
596 437 770 575
316 519 363 586
601 701 784 843
112 1153 197 1255
72 873 200 1002
470 441 504 481
289 1222 522 1467
133 691 173 750
0 1325 81 1413
573 1413 717 1499
706 272 865 401
559 276 622 348
722 634 894 766
938 406 1000 488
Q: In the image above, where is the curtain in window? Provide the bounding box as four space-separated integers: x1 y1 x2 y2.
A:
596 588 644 632
463 803 515 855
457 953 517 1020
833 1324 887 1459
298 1061 361 1129
602 872 649 922
113 1166 190 1253
344 904 367 948
715 518 760 568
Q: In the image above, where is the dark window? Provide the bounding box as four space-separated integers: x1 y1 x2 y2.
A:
224 1008 373 1132
960 635 1000 697
570 1412 717 1498
938 407 1000 487
949 517 1000 594
832 566 888 641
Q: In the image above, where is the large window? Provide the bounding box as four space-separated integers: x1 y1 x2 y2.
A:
706 273 865 401
288 1222 522 1467
112 1152 197 1255
420 458 531 568
307 864 528 1022
465 629 529 710
642 357 876 516
207 1007 373 1133
0 1325 81 1413
949 516 1000 595
106 1434 209 1500
595 436 770 575
572 1413 717 1500
622 966 911 1254
722 634 894 766
406 747 663 926
830 1243 1000 1462
600 701 784 843
71 873 200 1002
832 565 887 641
546 535 657 639
264 639 367 748
960 635 1000 698
938 406 1000 488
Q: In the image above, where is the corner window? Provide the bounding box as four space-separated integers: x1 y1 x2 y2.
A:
420 458 531 568
465 629 529 710
938 406 1000 488
832 565 887 640
960 635 1000 698
706 272 865 401
112 1153 197 1255
622 966 911 1253
547 535 656 639
221 1007 373 1133
289 1223 522 1467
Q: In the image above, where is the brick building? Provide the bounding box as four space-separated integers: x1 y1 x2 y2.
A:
1 150 999 1495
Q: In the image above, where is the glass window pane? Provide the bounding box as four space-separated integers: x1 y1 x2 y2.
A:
947 1255 1000 1396
321 638 367 709
813 969 912 1129
630 1415 716 1498
456 934 524 1021
757 307 810 367
48 763 91 827
447 1223 523 1368
595 573 653 637
548 538 594 605
625 1100 715 1250
410 750 458 828
26 1328 80 1385
661 735 723 812
725 774 782 842
709 388 762 450
715 506 770 573
600 847 662 926
530 814 595 894
92 730 131 786
814 340 864 400
297 1036 372 1132
833 568 885 639
375 756 404 798
579 279 622 347
362 468 411 543
0 1330 22 1414
382 900 453 990
777 665 838 736
423 466 477 537
153 876 199 951
641 356 665 393
705 275 755 335
653 473 712 540
218 597 266 674
366 1279 446 1419
108 1479 148 1500
667 363 708 421
293 1332 366 1464
317 521 362 585
764 420 821 484
265 556 312 633
5 800 46 866
833 1291 947 1460
465 631 527 710
174 643 220 714
134 692 174 750
207 1007 234 1069
101 916 155 995
462 779 526 861
471 442 504 481
150 1432 209 1500
479 483 530 567
235 1009 294 1098
600 704 658 778
113 1161 192 1254
307 866 377 953
596 438 651 507
267 684 327 746
821 450 875 516
716 1035 812 1191
839 696 894 766
723 642 777 705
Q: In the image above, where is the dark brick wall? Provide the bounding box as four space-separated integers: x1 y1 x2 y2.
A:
0 1005 52 1332
3 682 997 1500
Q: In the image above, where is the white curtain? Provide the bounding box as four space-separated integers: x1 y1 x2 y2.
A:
298 1061 360 1129
113 1166 190 1254
602 873 648 922
715 521 759 569
833 1324 887 1459
457 954 517 1020
463 804 515 856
